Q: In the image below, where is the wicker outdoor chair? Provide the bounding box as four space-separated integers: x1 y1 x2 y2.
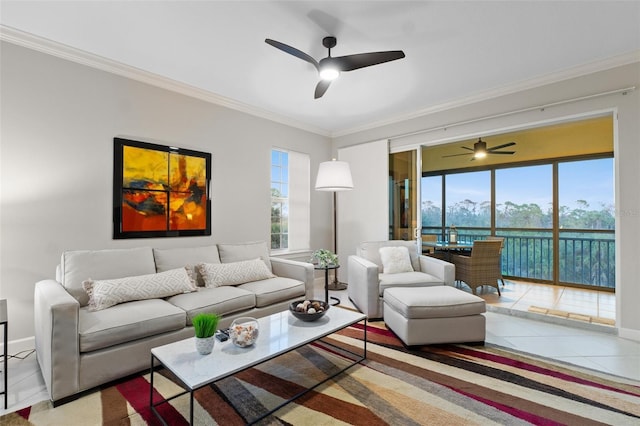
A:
485 236 506 287
451 240 503 296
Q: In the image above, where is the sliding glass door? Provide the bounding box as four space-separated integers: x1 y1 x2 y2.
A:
418 155 615 290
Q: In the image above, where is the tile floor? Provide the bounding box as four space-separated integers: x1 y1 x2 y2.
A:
1 279 638 417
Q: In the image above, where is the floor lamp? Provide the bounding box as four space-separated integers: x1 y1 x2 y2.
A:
315 159 354 290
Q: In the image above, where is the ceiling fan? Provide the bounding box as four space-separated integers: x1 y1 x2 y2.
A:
443 138 516 160
265 36 405 99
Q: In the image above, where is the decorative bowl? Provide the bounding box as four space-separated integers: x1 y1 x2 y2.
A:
289 299 330 322
229 317 259 347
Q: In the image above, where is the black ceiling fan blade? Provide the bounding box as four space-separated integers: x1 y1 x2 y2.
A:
487 142 516 151
332 51 405 72
460 146 474 152
265 39 319 70
443 152 474 158
489 151 516 155
315 80 331 99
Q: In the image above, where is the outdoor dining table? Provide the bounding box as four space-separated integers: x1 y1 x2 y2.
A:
422 241 474 260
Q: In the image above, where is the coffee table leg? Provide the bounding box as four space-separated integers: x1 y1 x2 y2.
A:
190 390 194 425
363 318 367 358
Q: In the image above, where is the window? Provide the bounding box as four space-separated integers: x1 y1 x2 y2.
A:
445 171 491 228
421 175 442 228
496 165 552 229
271 150 288 249
559 158 614 230
270 149 310 252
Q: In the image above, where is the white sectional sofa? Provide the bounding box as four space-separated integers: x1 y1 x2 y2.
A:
34 241 314 405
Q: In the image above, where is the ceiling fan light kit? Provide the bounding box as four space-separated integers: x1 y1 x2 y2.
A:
473 140 487 158
319 67 340 81
265 36 405 99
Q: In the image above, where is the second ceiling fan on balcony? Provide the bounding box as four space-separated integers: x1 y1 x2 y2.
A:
265 36 405 99
444 138 516 160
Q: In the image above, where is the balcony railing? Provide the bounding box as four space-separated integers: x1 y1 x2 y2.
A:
423 229 615 289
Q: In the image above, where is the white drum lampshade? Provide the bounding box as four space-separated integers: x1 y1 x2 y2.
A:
315 160 354 191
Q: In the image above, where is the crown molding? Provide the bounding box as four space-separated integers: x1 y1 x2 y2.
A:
332 50 640 138
0 25 331 137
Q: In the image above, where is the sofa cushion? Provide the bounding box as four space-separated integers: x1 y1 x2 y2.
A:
61 247 156 306
237 277 305 308
379 246 414 274
357 241 420 273
199 258 275 287
217 241 272 272
379 272 443 296
153 245 221 286
83 268 196 311
78 299 186 352
167 286 256 325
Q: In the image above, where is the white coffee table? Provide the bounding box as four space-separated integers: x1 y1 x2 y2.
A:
150 307 367 425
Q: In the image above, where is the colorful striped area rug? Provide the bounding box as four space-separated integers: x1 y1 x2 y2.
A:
3 321 640 425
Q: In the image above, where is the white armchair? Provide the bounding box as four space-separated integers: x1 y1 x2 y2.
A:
347 240 455 318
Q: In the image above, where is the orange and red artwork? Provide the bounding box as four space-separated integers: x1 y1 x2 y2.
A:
114 138 211 238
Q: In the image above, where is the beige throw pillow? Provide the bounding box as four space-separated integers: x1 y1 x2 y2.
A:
199 258 275 287
83 267 196 311
379 246 414 274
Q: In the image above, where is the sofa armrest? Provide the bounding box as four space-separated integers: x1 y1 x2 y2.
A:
34 279 80 403
270 257 315 299
347 255 381 318
419 255 455 286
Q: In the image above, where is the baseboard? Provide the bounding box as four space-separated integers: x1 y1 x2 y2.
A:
1 336 35 357
486 305 618 335
618 327 640 342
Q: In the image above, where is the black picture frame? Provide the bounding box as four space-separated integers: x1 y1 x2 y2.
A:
113 137 212 239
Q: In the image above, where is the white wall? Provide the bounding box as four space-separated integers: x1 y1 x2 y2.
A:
0 42 333 344
337 140 389 280
334 62 640 341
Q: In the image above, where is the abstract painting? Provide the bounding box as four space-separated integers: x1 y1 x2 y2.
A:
113 138 211 239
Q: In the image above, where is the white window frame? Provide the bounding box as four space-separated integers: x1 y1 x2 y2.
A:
271 148 310 253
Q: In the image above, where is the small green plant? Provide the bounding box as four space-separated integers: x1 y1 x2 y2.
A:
311 249 339 267
192 313 221 338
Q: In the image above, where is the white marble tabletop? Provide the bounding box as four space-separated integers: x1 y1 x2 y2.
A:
151 307 366 390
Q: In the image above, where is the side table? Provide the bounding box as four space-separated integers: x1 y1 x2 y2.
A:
0 299 7 409
314 264 341 306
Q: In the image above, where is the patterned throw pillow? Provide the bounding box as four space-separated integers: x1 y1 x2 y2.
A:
83 267 196 311
198 258 276 287
379 246 415 274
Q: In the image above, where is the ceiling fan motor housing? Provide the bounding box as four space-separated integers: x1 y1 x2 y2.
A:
322 36 337 49
474 139 487 153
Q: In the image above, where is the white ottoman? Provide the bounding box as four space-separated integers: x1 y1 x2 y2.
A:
383 286 486 346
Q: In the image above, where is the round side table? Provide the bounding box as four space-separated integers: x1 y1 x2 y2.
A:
314 264 341 306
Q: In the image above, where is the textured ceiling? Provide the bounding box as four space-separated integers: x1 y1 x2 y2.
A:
1 1 639 136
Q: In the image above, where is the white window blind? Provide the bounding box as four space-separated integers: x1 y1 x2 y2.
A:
287 150 310 251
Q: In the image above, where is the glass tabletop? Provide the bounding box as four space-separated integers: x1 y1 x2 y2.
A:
422 241 473 249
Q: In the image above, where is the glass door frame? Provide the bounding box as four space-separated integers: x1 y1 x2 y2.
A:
389 147 421 255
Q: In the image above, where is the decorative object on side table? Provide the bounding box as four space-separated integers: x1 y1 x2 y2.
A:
192 312 221 355
290 299 330 322
311 249 338 267
229 317 259 347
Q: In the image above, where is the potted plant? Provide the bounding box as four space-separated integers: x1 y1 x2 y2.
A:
192 312 221 355
311 249 339 267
